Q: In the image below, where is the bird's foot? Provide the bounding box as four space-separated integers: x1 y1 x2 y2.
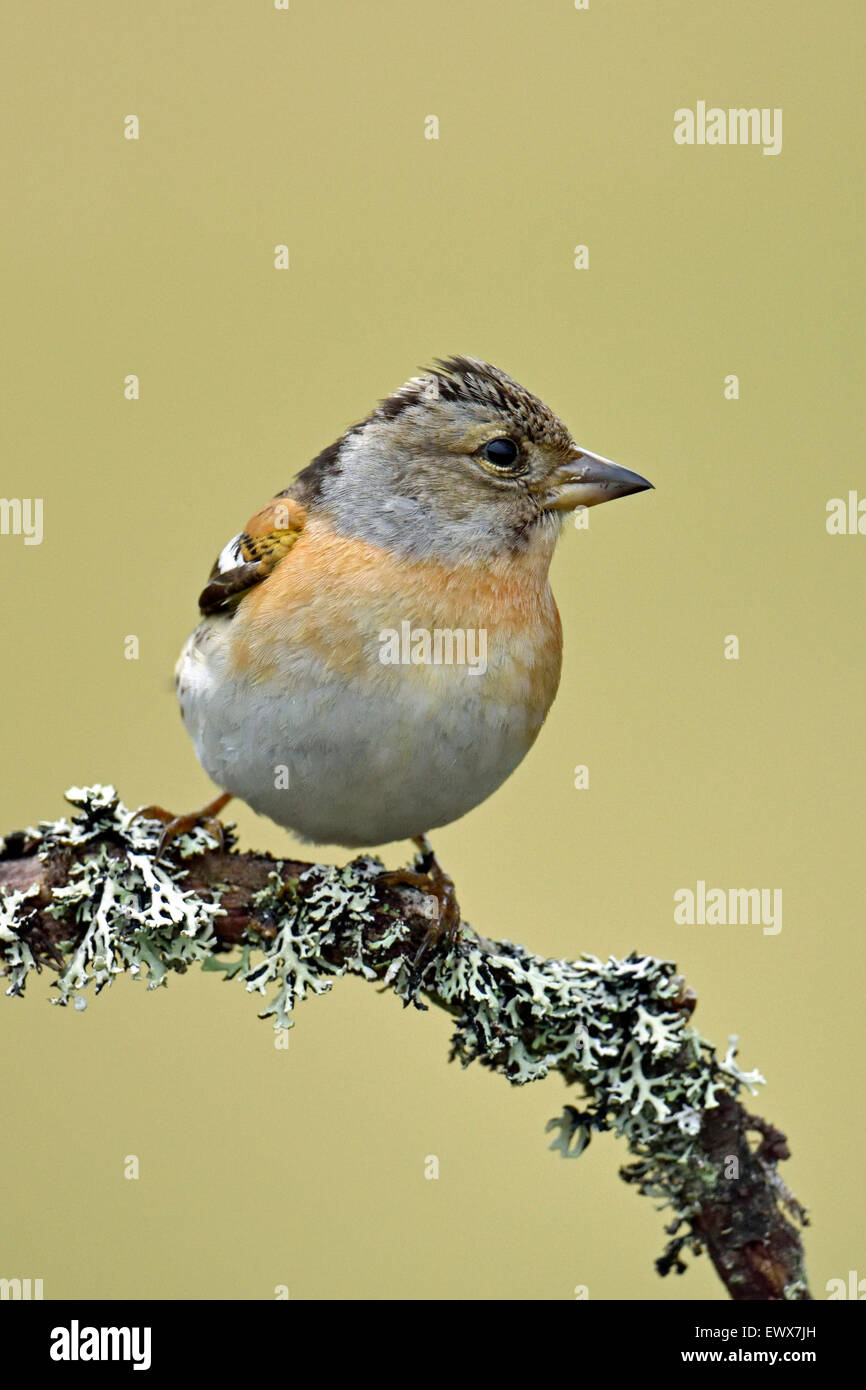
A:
378 835 462 968
132 792 234 860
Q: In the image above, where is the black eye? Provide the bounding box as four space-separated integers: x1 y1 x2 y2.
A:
480 437 520 470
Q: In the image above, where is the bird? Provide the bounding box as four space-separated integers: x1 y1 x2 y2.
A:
139 358 652 958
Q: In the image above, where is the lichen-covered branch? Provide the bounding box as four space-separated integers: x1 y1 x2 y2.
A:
0 786 810 1300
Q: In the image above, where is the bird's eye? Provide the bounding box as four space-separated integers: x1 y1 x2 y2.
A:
479 437 521 471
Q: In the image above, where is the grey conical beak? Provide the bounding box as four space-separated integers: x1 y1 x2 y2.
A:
542 449 654 512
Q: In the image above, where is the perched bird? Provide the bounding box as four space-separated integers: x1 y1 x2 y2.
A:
142 358 651 953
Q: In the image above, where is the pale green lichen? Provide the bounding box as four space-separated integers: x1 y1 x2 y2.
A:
0 784 788 1285
0 885 41 995
1 785 226 1003
240 861 391 1028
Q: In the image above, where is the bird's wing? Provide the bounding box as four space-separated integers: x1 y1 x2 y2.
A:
197 493 307 616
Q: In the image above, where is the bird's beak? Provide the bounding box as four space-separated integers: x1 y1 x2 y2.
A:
539 449 653 512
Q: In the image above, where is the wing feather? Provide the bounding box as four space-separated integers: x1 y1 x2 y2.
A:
198 494 307 616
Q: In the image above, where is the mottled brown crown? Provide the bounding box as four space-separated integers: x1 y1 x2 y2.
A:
373 356 574 452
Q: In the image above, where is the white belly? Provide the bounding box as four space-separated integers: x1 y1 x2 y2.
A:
176 619 552 847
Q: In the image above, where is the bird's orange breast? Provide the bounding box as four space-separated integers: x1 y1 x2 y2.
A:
227 516 563 719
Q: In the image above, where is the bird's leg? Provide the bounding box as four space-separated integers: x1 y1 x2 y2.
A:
132 792 234 859
378 834 462 967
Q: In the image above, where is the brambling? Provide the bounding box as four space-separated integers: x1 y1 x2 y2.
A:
142 358 652 953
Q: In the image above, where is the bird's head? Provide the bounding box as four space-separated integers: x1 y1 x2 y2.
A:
294 357 652 567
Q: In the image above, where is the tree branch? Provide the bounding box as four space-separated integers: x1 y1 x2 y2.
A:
0 786 810 1300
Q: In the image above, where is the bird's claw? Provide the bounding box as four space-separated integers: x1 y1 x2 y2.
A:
378 836 462 968
132 792 233 861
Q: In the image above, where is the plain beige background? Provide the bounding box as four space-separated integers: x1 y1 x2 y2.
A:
1 1 863 1300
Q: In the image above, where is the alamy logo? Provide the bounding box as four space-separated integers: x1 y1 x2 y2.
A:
826 1270 866 1299
0 497 43 545
379 621 487 676
50 1320 151 1371
674 102 782 156
826 491 866 534
0 1276 43 1299
674 880 782 935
